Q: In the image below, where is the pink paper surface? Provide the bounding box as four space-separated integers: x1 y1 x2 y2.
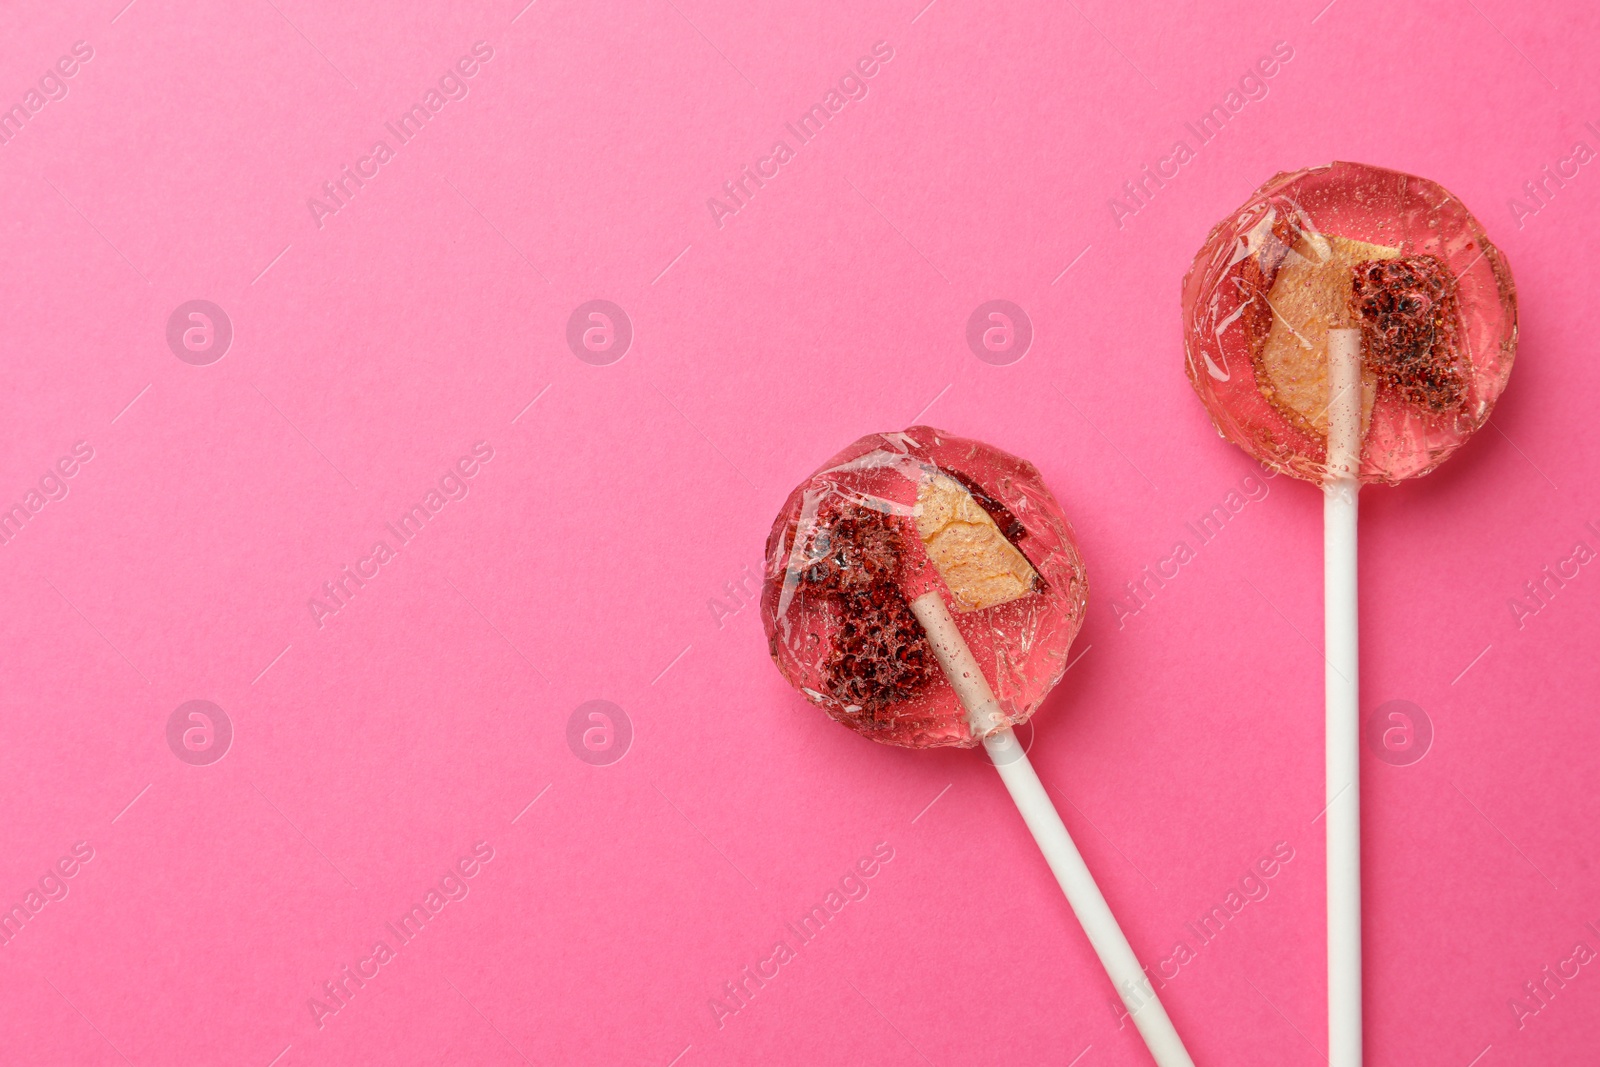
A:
2 1 1597 1064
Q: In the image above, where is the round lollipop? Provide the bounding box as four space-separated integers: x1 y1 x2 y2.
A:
763 426 1194 1067
1182 161 1518 1066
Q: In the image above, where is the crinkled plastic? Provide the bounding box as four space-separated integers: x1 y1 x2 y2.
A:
761 427 1088 749
1182 161 1518 485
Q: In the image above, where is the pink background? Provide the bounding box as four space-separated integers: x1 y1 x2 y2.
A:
2 0 1597 1064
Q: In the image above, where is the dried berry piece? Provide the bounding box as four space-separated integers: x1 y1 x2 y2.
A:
801 503 939 719
1349 254 1467 414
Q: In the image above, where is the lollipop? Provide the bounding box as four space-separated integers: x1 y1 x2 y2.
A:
1182 161 1517 1066
764 427 1194 1067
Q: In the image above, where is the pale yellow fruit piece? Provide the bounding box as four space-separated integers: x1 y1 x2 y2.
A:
1258 232 1399 437
914 472 1037 612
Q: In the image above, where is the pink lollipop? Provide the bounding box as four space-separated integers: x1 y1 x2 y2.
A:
764 427 1194 1067
1182 161 1517 1066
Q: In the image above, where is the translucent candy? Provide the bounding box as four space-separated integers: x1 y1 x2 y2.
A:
761 427 1088 748
1182 161 1518 485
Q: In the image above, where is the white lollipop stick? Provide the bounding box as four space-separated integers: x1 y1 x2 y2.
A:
909 591 1195 1067
1324 327 1363 1066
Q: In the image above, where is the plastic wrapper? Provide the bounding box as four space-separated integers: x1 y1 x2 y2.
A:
761 427 1087 749
1182 161 1518 484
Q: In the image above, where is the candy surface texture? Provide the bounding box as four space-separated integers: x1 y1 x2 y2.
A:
762 427 1087 748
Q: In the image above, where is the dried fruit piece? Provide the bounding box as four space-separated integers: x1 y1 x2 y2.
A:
1254 231 1395 438
1350 254 1466 414
942 468 1028 541
915 471 1037 612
